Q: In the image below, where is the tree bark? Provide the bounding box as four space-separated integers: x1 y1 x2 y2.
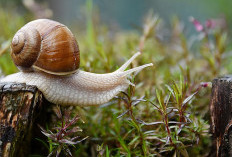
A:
210 75 232 157
0 82 44 157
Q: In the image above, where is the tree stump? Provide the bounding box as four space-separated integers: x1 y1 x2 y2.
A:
0 82 44 157
210 75 232 157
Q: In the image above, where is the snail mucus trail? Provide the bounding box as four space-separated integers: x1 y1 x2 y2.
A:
0 19 153 106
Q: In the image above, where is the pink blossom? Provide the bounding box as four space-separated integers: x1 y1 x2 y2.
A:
189 17 204 32
205 18 227 30
200 82 210 88
205 20 213 29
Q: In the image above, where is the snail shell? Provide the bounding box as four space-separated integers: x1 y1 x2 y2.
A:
11 19 80 75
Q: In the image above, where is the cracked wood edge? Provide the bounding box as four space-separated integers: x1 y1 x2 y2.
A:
0 82 44 157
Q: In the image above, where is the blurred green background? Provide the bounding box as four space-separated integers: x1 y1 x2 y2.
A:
50 0 232 31
1 0 232 30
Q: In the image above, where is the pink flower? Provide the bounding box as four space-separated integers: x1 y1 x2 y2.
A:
189 17 204 32
200 82 211 88
205 20 213 29
205 18 227 30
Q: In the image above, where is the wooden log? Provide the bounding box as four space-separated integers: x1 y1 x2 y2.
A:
0 82 44 157
210 75 232 157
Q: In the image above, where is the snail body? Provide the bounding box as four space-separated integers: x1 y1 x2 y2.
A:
0 19 152 106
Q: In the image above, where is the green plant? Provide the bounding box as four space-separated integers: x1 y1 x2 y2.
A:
38 106 88 157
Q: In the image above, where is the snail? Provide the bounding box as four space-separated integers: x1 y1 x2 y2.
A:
0 19 153 106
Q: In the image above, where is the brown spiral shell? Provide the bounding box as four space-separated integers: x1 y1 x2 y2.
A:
11 19 80 75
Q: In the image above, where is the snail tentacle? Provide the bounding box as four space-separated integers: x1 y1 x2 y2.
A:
116 52 141 72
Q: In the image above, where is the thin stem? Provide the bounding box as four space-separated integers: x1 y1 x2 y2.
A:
0 43 10 57
164 114 173 145
125 85 147 157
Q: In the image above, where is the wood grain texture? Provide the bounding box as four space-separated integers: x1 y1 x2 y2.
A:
210 75 232 157
0 83 43 157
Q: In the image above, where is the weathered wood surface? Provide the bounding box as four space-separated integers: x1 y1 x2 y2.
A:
0 83 43 157
210 75 232 157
